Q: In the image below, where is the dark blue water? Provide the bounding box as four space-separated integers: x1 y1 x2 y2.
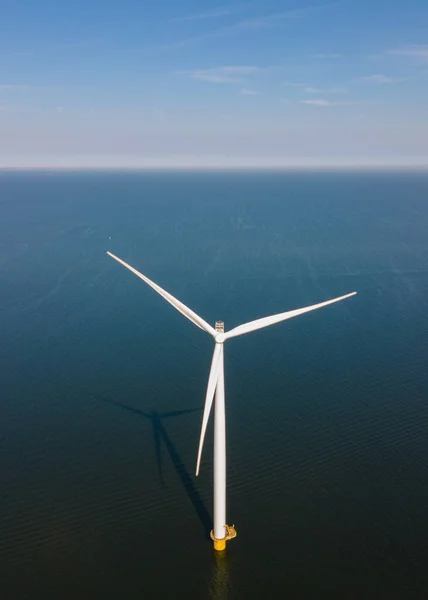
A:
1 170 428 599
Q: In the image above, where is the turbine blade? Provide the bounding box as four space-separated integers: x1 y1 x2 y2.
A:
224 292 357 340
196 343 222 476
107 252 216 336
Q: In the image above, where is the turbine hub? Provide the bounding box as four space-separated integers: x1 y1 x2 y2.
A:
215 333 226 344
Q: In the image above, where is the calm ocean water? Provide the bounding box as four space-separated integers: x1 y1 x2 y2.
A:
1 170 428 599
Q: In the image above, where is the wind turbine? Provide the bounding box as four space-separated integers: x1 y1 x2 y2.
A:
107 251 356 551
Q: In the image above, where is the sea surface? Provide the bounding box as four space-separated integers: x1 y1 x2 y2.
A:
1 170 428 599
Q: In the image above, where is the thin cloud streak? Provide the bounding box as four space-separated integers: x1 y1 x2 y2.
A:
300 98 351 106
153 5 323 52
233 9 304 30
389 46 428 61
170 3 250 23
240 88 259 95
285 82 347 94
170 8 233 22
283 81 308 87
312 52 342 58
360 74 401 84
177 66 259 84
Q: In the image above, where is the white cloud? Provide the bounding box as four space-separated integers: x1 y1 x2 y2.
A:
285 83 347 95
300 99 348 106
389 46 428 62
312 53 342 59
301 99 333 106
178 66 258 84
360 74 400 84
240 88 259 95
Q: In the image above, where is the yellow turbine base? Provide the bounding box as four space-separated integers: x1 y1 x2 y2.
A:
213 538 227 551
210 525 237 552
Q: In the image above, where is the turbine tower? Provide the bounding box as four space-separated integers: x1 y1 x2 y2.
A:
107 251 356 551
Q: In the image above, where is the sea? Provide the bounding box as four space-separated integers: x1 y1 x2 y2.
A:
1 170 428 599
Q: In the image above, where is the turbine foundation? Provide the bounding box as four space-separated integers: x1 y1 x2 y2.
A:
211 525 237 552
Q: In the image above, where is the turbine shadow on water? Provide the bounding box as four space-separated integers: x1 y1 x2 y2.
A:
92 394 212 537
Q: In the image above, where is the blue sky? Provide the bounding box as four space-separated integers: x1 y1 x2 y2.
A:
1 0 428 167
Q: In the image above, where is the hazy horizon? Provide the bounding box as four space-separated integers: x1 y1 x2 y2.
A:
1 158 428 171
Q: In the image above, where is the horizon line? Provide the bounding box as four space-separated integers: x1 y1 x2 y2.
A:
1 164 428 172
